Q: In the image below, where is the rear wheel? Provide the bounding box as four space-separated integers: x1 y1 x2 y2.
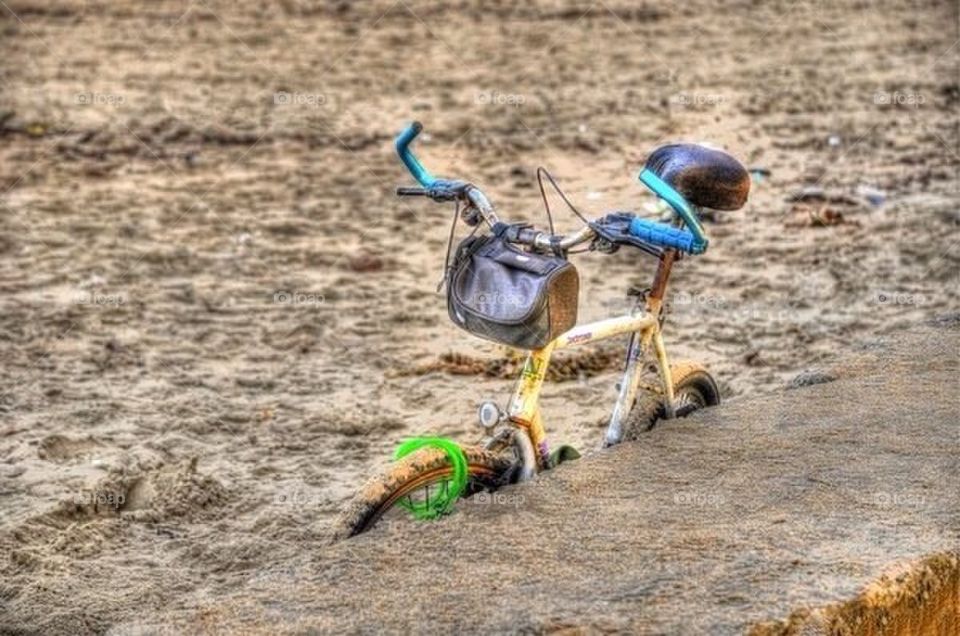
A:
622 361 720 440
329 445 514 542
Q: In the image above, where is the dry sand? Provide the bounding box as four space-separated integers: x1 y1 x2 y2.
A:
0 0 958 633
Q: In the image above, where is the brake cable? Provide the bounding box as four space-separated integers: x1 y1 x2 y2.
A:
536 166 592 232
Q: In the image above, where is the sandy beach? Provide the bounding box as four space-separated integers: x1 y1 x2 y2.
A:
0 0 957 632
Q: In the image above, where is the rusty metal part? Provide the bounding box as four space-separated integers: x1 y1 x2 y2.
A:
648 248 677 302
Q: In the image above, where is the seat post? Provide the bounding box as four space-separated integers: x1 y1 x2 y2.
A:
643 248 677 320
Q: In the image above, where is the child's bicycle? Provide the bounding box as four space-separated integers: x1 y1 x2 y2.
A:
332 122 749 541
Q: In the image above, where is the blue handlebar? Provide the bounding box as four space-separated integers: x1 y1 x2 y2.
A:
395 121 436 187
628 216 702 254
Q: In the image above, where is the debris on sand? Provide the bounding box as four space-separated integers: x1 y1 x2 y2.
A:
927 312 960 328
787 369 837 389
397 347 622 382
744 350 764 367
855 184 887 207
784 187 868 228
786 186 864 208
784 204 859 228
346 253 386 273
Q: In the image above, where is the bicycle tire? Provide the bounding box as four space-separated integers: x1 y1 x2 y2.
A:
621 361 721 440
329 445 514 542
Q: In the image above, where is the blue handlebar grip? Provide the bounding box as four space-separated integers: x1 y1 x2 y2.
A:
628 216 704 254
395 121 436 187
638 168 708 251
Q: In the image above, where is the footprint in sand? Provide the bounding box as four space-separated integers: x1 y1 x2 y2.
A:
37 434 106 464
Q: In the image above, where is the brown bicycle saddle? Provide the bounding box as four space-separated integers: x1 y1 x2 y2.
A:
644 144 750 211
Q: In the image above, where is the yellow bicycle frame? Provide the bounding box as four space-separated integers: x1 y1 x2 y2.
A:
507 293 675 467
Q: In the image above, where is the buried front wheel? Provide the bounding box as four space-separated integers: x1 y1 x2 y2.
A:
329 445 514 542
621 361 721 441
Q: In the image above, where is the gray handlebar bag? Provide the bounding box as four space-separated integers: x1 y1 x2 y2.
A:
447 234 579 350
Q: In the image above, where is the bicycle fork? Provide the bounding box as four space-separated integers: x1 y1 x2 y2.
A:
606 250 679 446
604 324 675 446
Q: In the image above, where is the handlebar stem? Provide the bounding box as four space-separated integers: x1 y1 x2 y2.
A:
465 187 499 226
533 225 595 251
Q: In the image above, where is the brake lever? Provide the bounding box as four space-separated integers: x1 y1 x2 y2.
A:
591 235 619 254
